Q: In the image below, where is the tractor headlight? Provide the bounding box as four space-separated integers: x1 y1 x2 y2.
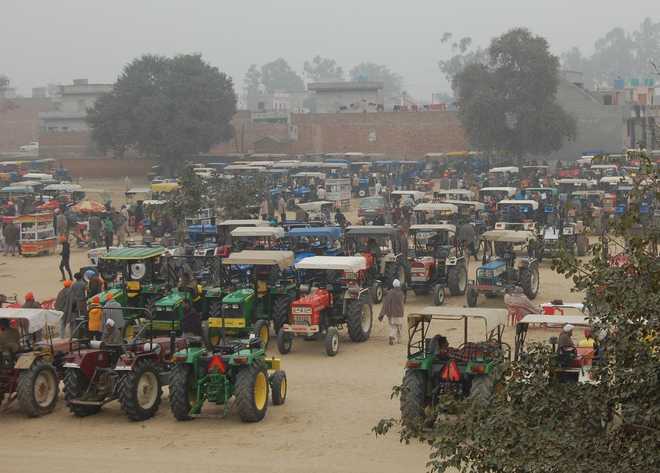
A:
222 304 230 311
293 307 312 315
232 304 239 309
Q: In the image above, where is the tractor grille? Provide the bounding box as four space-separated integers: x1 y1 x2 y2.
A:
293 315 311 325
221 307 242 317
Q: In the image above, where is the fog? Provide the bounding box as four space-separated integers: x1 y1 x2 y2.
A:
2 0 658 99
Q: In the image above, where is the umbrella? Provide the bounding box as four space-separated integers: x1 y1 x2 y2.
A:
72 200 106 214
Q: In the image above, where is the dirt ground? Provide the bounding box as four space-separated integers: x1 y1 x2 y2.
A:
0 178 582 473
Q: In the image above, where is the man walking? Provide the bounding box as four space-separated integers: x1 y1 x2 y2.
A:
55 280 73 338
59 236 73 281
378 279 405 345
88 214 102 248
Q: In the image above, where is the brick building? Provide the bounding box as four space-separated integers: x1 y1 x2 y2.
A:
0 97 54 152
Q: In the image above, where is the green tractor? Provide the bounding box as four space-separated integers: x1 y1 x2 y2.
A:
400 307 510 428
208 250 297 348
169 337 287 422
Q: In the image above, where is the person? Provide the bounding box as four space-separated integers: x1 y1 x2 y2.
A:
3 222 19 256
457 221 477 261
103 217 114 251
102 292 125 331
58 236 73 281
88 214 102 248
0 318 20 354
56 210 68 238
277 195 287 223
69 272 87 319
259 196 269 221
87 295 103 340
335 208 348 227
375 180 382 195
378 279 405 345
181 299 203 338
366 237 382 257
558 324 576 350
55 280 73 338
87 271 104 297
101 318 122 345
317 184 327 200
504 286 540 324
22 292 41 309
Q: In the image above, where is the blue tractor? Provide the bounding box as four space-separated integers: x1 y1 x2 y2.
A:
287 226 343 264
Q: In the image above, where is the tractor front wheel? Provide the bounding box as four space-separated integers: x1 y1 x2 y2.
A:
235 364 269 422
346 301 372 342
400 369 427 430
325 327 339 356
169 364 196 421
17 360 59 417
119 359 162 421
466 286 479 307
432 284 445 306
447 264 467 296
254 320 270 350
272 297 291 334
370 282 383 304
277 330 293 355
64 369 101 417
269 370 287 405
520 265 540 300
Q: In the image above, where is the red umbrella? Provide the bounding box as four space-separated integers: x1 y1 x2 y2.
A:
72 200 106 214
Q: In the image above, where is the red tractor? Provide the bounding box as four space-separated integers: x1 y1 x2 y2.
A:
63 309 187 421
277 256 373 357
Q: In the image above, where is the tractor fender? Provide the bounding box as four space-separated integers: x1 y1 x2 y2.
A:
14 352 46 370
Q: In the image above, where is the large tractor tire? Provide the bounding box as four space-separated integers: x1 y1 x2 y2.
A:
432 284 445 306
276 330 293 354
576 235 589 257
253 320 270 350
64 369 101 417
325 327 339 356
520 264 540 300
272 296 291 334
235 364 269 423
468 374 495 405
169 364 196 421
269 370 287 406
447 264 468 296
370 282 384 304
16 360 59 417
119 359 162 421
466 286 479 307
400 370 427 430
346 301 372 342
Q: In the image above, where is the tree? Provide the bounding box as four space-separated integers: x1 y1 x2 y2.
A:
453 28 576 161
376 153 660 472
260 58 305 93
349 62 403 97
303 55 344 82
87 54 236 174
438 33 487 85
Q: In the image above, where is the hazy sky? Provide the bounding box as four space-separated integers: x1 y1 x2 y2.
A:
2 1 659 100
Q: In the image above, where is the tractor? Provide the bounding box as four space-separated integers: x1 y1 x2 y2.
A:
344 226 408 304
287 226 343 264
0 308 63 417
207 251 297 349
230 226 286 251
169 336 287 422
400 307 509 428
63 308 186 421
466 230 540 307
540 220 589 258
408 224 468 305
278 256 373 356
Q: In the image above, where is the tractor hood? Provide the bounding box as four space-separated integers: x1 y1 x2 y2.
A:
155 292 185 309
223 288 255 304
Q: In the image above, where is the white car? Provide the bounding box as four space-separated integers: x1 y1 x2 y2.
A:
19 141 39 152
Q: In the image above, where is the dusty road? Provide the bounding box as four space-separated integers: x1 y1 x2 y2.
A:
0 180 581 473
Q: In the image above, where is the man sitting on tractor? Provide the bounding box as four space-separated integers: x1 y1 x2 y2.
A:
101 318 122 345
0 318 20 354
558 324 575 350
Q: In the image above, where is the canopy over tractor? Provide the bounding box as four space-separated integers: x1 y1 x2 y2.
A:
222 250 294 270
295 255 367 272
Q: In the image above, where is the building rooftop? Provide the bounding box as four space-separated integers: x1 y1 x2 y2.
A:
308 81 384 92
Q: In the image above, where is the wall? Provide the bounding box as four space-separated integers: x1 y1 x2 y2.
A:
0 98 54 152
208 111 289 154
314 90 382 113
288 111 467 157
59 157 154 178
39 130 95 159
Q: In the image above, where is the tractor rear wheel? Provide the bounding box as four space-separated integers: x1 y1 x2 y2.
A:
346 301 372 342
447 264 467 296
325 327 339 356
269 370 287 405
400 369 427 430
520 264 540 300
272 296 291 334
17 360 59 417
370 282 383 304
468 374 495 404
235 364 269 422
64 369 101 417
119 359 162 421
254 320 270 350
169 364 196 421
276 330 293 354
432 284 445 306
466 286 478 307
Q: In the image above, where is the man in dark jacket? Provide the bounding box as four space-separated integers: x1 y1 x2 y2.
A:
69 272 87 319
22 292 41 309
378 279 405 345
55 280 73 337
3 222 19 256
181 299 203 338
59 237 73 281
